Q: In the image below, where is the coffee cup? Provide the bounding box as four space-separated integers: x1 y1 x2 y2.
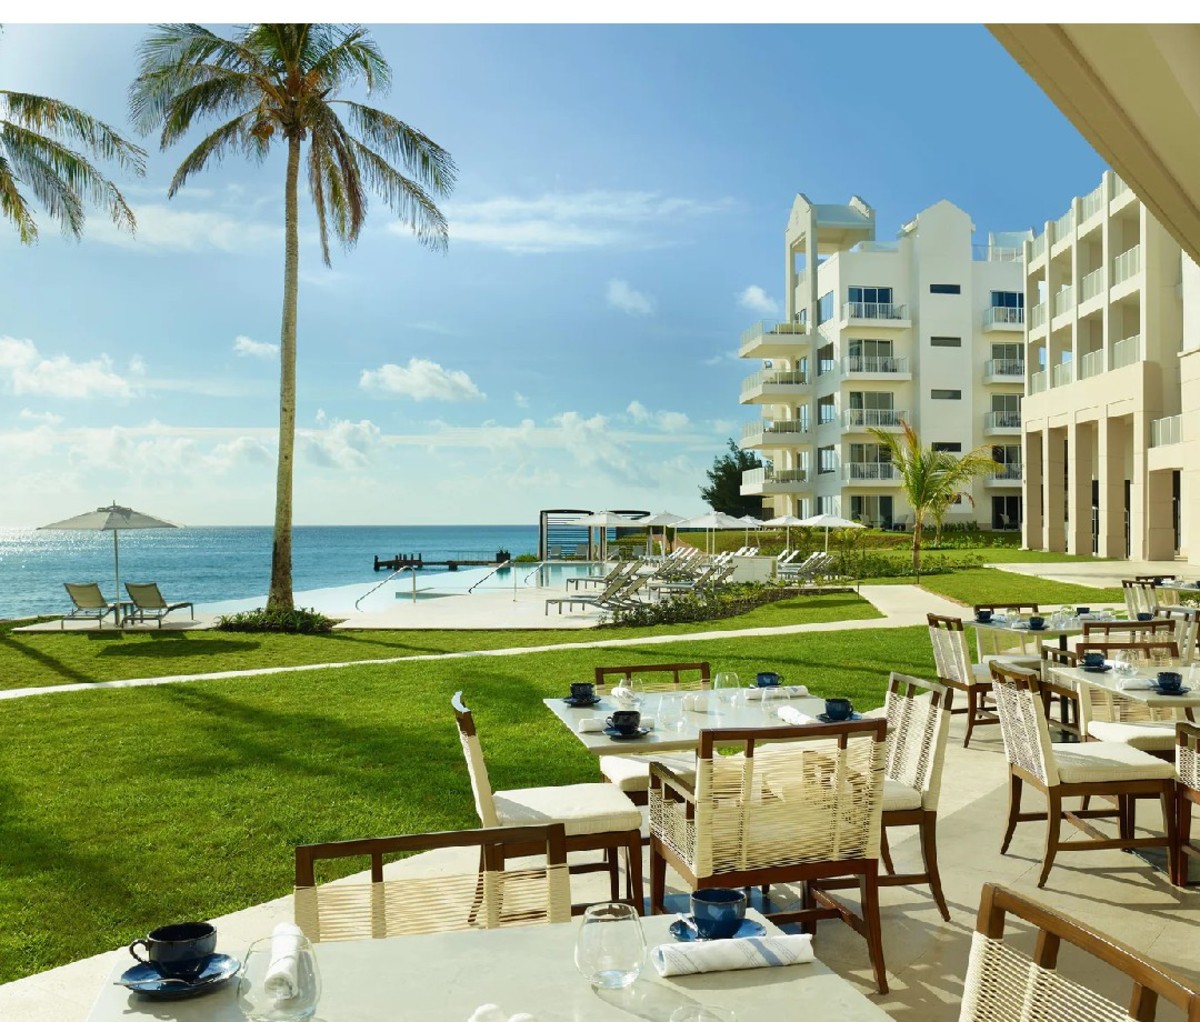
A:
1082 652 1106 668
975 610 993 623
690 888 746 939
755 671 783 687
1157 671 1183 693
824 697 853 721
1075 607 1090 616
128 921 217 980
606 710 641 734
1029 615 1045 630
1137 612 1154 622
570 681 595 702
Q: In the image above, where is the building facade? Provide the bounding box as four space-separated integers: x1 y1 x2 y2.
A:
738 193 1028 530
1021 169 1200 565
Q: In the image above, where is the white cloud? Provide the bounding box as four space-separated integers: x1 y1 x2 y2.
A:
513 391 529 408
606 279 654 316
436 190 738 254
18 409 63 425
204 435 275 473
703 351 738 366
0 336 134 399
302 418 382 469
90 204 281 253
627 400 690 432
128 356 146 375
737 284 779 316
360 358 485 402
233 335 279 359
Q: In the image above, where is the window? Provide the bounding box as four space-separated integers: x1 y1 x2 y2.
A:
929 336 961 347
929 283 961 295
817 396 836 424
931 389 962 400
991 291 1025 309
849 391 894 411
846 285 897 319
816 495 839 515
848 285 893 305
817 291 834 324
818 446 837 475
817 343 835 376
991 393 1022 428
932 442 962 452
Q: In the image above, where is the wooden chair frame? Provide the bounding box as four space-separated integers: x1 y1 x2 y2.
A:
1039 644 1082 740
1175 722 1200 887
973 602 1041 616
1082 619 1177 643
929 613 997 747
1075 640 1181 667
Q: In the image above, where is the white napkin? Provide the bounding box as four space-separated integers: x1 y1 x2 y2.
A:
578 717 655 733
263 922 303 1002
775 706 816 725
467 1007 537 1022
651 934 814 976
744 684 809 700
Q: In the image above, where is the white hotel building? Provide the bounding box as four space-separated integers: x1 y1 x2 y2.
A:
738 193 1029 530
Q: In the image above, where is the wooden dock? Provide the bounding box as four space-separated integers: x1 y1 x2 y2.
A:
373 554 500 572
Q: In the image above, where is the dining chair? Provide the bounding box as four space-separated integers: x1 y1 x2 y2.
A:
1074 639 1181 668
452 693 644 914
928 613 999 748
960 883 1200 1022
1157 606 1200 663
1174 723 1200 887
972 602 1040 617
1121 579 1159 619
647 719 890 993
988 662 1177 888
294 824 571 941
1039 645 1081 740
1082 619 1177 644
594 661 711 807
1075 675 1186 759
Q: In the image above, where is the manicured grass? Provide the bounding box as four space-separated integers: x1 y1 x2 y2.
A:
0 625 934 983
0 592 878 691
910 568 1126 607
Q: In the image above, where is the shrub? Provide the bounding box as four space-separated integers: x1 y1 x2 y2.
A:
512 553 539 563
215 607 337 633
600 583 792 628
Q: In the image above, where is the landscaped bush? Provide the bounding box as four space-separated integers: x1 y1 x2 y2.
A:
601 583 797 628
215 607 337 633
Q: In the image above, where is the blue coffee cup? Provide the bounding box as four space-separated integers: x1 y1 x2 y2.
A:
1157 671 1183 693
1137 612 1154 622
975 610 993 623
1082 652 1105 668
1028 615 1045 630
824 697 853 721
1075 607 1090 616
755 671 783 687
571 682 595 701
606 710 640 734
690 888 746 939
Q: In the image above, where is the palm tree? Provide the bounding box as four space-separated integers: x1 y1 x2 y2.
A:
130 23 456 611
870 420 998 574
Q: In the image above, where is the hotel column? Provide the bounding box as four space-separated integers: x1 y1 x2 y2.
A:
1044 427 1067 552
1067 421 1093 555
1130 411 1150 560
1097 418 1125 558
1023 429 1043 548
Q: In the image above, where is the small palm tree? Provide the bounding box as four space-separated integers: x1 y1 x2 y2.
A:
131 23 456 611
870 421 998 573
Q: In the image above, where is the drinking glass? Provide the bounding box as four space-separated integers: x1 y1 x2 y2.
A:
712 672 742 708
237 935 321 1021
574 902 645 989
1113 649 1137 675
759 685 793 720
670 1008 738 1022
657 696 685 733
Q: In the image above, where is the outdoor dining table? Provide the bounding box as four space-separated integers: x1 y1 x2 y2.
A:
972 616 1084 661
84 909 892 1021
1046 661 1200 712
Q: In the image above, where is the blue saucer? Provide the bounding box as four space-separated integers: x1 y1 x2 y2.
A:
118 953 240 1000
670 918 767 942
604 726 650 740
1150 686 1191 696
564 695 601 707
817 712 863 723
1082 665 1112 673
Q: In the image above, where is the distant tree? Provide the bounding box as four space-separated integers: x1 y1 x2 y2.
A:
700 439 764 517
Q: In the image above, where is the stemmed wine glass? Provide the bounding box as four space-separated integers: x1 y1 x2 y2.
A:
574 902 646 989
712 671 742 709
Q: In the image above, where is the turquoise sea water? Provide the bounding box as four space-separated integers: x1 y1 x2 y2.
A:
0 525 539 620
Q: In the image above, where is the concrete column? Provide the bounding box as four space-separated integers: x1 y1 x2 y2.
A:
1146 470 1176 560
1044 427 1067 552
1023 430 1043 548
1067 421 1093 555
1130 411 1150 559
1097 417 1126 558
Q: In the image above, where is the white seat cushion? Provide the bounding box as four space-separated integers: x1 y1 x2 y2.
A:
494 783 642 836
882 776 923 812
598 753 695 792
1049 741 1176 783
1086 720 1177 752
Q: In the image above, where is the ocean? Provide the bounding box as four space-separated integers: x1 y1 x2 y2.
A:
0 525 539 620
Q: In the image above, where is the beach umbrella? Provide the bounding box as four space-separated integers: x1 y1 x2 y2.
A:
567 511 638 560
762 513 807 548
677 510 746 555
637 511 685 557
39 502 182 609
798 512 865 552
736 514 763 547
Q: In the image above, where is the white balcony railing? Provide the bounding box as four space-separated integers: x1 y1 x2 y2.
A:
972 244 1023 262
991 464 1023 481
741 420 809 442
1031 233 1047 260
1078 348 1105 380
1111 334 1141 370
984 358 1025 377
739 319 807 351
983 306 1025 328
1080 266 1105 302
842 302 907 322
1151 415 1182 447
986 410 1022 430
742 466 807 487
841 354 909 374
1112 175 1129 198
1052 361 1074 388
1112 245 1141 286
1053 286 1074 318
1030 370 1048 394
1052 208 1074 243
1080 184 1105 222
740 368 809 395
843 462 896 482
842 408 906 429
1030 302 1047 330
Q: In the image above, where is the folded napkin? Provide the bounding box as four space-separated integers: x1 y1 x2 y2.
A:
775 706 816 725
651 934 814 977
744 684 809 700
264 922 304 1002
467 1006 537 1022
578 717 655 733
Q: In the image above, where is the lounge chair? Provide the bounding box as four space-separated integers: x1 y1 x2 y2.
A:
62 582 116 629
124 582 194 627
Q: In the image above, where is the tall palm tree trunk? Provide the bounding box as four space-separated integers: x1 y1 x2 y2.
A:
912 518 923 575
268 136 301 611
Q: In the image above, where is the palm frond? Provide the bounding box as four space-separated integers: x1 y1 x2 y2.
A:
306 27 390 93
2 91 147 174
339 101 456 195
165 111 260 196
0 153 39 243
348 136 448 250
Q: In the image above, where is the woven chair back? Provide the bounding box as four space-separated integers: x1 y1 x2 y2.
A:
883 673 953 811
1121 579 1158 618
972 602 1040 616
1157 607 1200 662
451 693 500 827
990 662 1058 786
928 614 973 687
294 824 571 942
1041 645 1078 669
1074 640 1180 667
1178 722 1200 792
1076 683 1183 727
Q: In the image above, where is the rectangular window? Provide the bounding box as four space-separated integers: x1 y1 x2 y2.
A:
816 343 835 376
848 286 893 304
929 283 961 295
817 291 834 324
817 396 836 425
932 442 962 452
817 446 837 475
929 336 961 347
991 290 1025 309
931 389 962 400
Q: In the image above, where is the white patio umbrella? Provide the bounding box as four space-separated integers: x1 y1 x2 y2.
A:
676 510 747 555
798 512 865 552
637 511 686 557
736 514 763 547
567 511 639 561
39 502 183 606
762 513 807 548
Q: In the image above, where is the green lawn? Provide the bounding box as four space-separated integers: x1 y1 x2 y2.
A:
907 568 1126 607
0 592 878 691
0 625 934 983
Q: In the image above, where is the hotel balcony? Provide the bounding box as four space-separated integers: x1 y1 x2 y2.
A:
841 408 907 432
1151 415 1181 448
740 420 811 451
984 410 1022 435
982 307 1025 331
983 358 1025 384
740 465 809 496
738 318 809 359
1029 302 1048 337
839 302 910 329
985 464 1023 486
840 354 911 380
842 462 896 484
739 368 810 404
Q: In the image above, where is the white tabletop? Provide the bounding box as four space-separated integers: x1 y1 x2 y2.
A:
1048 664 1200 708
86 910 892 1021
543 690 835 756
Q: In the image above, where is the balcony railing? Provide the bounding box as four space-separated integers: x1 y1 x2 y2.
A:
1053 286 1074 318
1030 302 1047 330
1031 233 1047 259
972 244 1023 262
740 368 809 395
843 462 896 481
843 408 906 429
1112 245 1141 286
990 464 1023 481
1030 370 1047 394
1052 361 1074 388
742 466 807 487
983 306 1025 328
739 319 807 352
841 354 909 374
741 420 809 442
1112 175 1129 198
986 410 1022 430
1080 184 1105 222
984 357 1025 377
1079 266 1105 302
1151 415 1181 447
842 302 907 322
1111 334 1141 370
1052 208 1074 243
1078 349 1105 380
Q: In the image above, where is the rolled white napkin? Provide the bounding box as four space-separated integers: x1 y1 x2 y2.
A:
744 684 809 701
651 934 814 976
775 706 816 725
263 922 304 1002
466 1007 537 1022
578 717 655 733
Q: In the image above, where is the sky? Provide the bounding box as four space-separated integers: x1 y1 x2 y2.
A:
0 21 1106 526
